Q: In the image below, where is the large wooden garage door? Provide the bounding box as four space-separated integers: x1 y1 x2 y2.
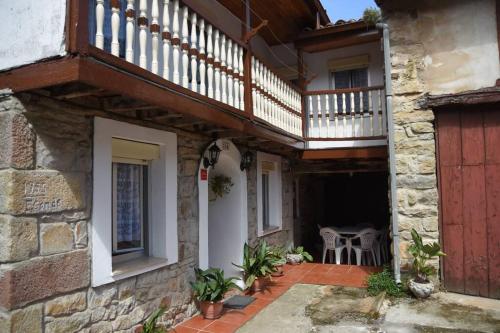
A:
436 107 500 299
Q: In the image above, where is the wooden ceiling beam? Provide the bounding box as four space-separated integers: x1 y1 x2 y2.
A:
301 147 388 160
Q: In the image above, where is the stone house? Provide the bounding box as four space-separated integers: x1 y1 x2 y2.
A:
0 0 499 332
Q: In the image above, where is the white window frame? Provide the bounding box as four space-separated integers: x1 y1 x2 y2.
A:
92 117 178 287
256 152 282 237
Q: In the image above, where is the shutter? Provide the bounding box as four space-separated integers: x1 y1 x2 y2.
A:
112 138 160 164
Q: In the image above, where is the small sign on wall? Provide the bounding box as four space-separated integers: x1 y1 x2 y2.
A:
200 169 208 181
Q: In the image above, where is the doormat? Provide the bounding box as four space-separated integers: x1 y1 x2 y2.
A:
223 295 255 309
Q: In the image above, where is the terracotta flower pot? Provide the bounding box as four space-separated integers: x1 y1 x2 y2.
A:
271 264 284 277
250 276 267 292
199 300 224 319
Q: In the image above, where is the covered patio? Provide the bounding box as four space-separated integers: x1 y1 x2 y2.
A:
169 263 379 333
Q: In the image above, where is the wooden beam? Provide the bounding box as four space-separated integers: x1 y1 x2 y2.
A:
296 31 381 53
67 0 89 55
301 147 388 160
243 20 268 44
0 57 81 92
426 86 500 108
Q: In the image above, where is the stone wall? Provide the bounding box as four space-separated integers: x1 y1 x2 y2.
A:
0 92 206 332
384 11 440 270
0 91 295 332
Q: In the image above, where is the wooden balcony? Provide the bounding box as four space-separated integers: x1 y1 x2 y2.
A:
0 0 387 154
87 0 303 138
304 86 387 149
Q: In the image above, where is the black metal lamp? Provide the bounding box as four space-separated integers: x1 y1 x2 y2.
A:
203 143 221 168
240 150 254 171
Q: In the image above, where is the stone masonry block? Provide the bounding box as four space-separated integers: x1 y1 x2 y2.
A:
0 111 35 169
0 170 86 215
0 250 89 310
45 291 87 317
0 215 38 262
0 303 43 333
40 222 74 255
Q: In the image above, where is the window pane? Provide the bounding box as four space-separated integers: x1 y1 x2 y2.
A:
114 163 143 252
262 173 270 230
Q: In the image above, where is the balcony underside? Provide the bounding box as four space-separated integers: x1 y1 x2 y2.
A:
0 54 305 155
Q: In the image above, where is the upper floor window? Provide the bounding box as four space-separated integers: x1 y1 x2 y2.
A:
332 68 369 113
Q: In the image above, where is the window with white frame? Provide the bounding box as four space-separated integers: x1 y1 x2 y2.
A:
257 152 282 236
92 117 178 287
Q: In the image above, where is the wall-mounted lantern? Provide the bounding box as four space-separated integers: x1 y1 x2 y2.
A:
203 143 222 169
240 150 254 171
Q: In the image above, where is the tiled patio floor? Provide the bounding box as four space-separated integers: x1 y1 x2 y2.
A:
169 263 380 333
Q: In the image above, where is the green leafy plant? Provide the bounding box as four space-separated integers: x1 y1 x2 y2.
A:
408 228 446 283
190 268 241 302
367 267 406 297
268 245 287 266
363 7 381 25
142 306 166 333
288 246 313 262
209 174 233 201
233 241 277 288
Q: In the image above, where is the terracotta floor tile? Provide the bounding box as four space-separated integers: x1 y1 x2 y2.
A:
180 315 214 330
169 325 200 333
171 263 379 333
202 320 240 333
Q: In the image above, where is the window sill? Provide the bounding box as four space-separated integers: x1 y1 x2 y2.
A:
111 256 168 281
259 226 282 237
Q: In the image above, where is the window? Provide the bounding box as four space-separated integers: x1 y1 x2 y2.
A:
261 172 270 231
332 68 369 113
256 152 282 236
92 118 178 287
112 162 147 255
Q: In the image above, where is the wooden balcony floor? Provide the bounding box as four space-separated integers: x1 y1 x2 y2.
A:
170 263 380 333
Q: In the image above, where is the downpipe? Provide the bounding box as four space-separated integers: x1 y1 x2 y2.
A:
377 23 401 284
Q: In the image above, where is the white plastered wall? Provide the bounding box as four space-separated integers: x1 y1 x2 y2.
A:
0 0 67 71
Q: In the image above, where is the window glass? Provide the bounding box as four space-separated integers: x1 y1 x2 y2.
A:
262 172 270 230
333 68 368 113
112 162 146 253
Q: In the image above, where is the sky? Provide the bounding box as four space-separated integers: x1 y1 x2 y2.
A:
321 0 378 23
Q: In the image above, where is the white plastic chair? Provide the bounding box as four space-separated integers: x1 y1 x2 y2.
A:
377 228 389 265
348 228 379 266
320 227 348 265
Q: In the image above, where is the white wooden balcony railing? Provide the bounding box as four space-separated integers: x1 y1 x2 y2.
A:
251 56 302 137
304 86 386 140
93 0 245 110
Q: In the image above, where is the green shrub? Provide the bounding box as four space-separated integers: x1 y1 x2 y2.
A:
142 307 166 333
363 7 381 25
367 267 406 297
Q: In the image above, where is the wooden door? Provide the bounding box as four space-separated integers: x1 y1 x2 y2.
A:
436 107 500 299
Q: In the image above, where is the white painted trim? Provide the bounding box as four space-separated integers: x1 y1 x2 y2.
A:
306 139 387 149
92 117 177 287
198 139 247 271
256 152 282 237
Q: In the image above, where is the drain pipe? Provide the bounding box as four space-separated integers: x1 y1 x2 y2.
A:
377 22 401 284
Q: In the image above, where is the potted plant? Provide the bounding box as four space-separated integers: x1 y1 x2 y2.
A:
268 245 287 277
286 246 313 265
233 241 276 292
407 228 446 298
190 268 241 319
209 174 233 201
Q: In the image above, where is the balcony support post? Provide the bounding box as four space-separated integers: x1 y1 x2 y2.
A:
243 0 253 118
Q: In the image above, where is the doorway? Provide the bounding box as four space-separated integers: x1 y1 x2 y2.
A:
198 140 248 281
